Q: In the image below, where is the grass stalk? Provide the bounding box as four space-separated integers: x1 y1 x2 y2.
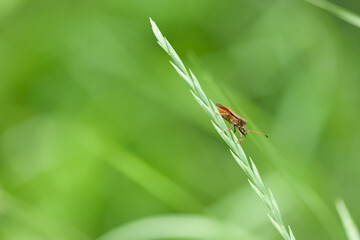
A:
336 199 360 240
150 18 296 240
305 0 360 28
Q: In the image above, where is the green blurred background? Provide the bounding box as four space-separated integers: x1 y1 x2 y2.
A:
1 0 360 239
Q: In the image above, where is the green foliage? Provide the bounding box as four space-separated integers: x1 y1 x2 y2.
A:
1 0 360 239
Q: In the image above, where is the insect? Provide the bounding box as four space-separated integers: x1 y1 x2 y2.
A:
216 104 268 143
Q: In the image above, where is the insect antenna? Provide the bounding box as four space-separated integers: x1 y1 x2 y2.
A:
247 130 268 138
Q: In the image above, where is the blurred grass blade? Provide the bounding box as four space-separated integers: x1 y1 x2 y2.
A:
97 214 259 240
106 151 203 212
336 199 360 240
78 128 203 212
305 0 360 28
0 187 91 240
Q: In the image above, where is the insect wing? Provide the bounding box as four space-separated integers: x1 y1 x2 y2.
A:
216 104 244 121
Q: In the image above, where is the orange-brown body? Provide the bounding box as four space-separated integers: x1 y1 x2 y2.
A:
216 103 268 143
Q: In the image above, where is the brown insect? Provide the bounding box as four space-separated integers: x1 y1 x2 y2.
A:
216 104 268 143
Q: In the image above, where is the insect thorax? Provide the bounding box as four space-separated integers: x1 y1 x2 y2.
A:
237 118 247 127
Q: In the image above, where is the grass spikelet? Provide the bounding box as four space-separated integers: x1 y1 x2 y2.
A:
150 17 296 240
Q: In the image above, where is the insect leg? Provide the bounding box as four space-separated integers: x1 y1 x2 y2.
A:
236 127 245 144
221 125 235 133
236 135 245 144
